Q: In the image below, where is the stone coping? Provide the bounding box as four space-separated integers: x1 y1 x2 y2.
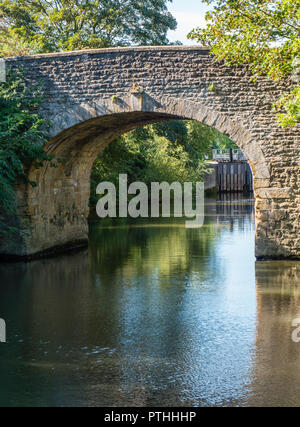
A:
4 45 210 61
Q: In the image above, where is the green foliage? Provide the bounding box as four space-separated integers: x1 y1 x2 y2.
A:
0 0 177 55
188 0 300 127
0 21 31 56
275 78 300 127
90 120 235 205
0 71 52 236
184 120 236 159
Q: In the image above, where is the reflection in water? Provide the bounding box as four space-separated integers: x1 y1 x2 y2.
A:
250 262 300 406
0 196 299 406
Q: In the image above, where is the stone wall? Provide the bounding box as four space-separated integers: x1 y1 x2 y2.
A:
1 46 299 259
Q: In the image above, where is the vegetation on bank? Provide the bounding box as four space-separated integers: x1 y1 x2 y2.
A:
90 120 235 206
0 71 53 236
188 0 300 127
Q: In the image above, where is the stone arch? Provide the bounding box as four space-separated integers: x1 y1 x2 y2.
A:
4 97 271 258
31 95 270 185
1 45 298 260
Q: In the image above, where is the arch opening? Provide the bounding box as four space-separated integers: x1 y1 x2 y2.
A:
3 97 270 258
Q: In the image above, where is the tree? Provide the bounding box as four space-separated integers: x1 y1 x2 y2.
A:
188 0 300 127
0 18 30 56
0 0 177 54
90 120 235 207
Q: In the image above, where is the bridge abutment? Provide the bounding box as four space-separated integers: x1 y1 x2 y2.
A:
1 183 297 260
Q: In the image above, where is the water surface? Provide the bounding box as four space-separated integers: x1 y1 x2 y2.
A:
0 196 300 407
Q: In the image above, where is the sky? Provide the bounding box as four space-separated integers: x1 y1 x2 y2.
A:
167 0 211 45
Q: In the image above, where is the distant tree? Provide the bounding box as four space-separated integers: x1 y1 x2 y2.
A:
0 18 30 56
90 120 235 206
0 0 177 54
188 0 300 127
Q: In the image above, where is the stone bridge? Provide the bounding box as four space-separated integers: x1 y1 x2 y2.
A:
1 46 299 259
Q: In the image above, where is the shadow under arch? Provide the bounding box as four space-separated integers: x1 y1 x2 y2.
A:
12 97 269 257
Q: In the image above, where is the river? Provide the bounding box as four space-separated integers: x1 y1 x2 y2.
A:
0 195 300 407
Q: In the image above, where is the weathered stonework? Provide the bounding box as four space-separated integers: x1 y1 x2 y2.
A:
1 46 299 259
